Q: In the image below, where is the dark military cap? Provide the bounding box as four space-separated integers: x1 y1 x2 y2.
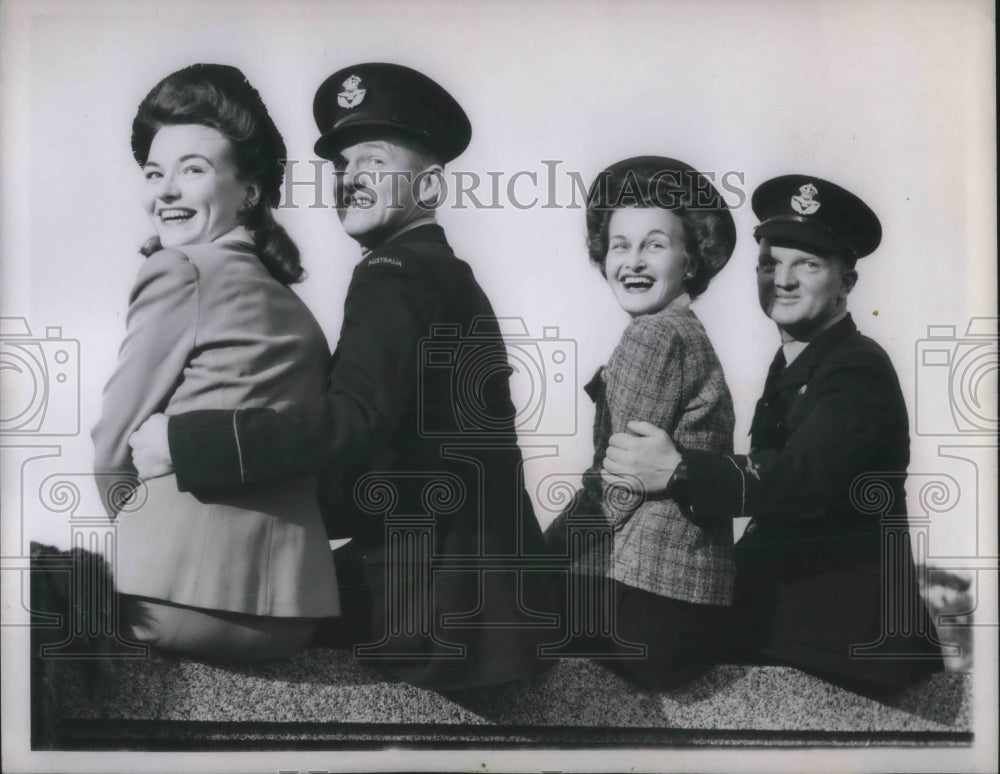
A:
752 175 882 260
587 155 737 274
313 63 471 163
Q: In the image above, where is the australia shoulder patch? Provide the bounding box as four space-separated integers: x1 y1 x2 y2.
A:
365 255 404 269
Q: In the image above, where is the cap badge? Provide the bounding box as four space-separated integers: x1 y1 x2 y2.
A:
337 75 366 109
791 183 821 215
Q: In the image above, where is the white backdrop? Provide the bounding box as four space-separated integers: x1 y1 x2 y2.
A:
1 1 996 771
1 0 995 557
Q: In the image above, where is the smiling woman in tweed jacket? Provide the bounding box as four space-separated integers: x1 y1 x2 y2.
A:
545 156 737 687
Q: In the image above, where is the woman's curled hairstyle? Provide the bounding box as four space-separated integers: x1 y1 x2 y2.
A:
585 156 736 299
131 63 303 284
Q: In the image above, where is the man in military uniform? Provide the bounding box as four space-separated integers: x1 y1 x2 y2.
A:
602 175 944 693
129 63 558 690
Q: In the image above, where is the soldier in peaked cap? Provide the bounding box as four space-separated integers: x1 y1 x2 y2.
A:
129 62 559 690
313 63 472 167
602 174 945 694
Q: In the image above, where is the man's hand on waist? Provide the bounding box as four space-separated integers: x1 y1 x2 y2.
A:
601 420 682 496
129 413 173 480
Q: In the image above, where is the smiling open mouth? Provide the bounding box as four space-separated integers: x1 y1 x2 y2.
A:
622 276 654 291
158 208 195 224
348 193 374 209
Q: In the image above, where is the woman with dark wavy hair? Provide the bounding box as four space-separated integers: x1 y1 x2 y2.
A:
545 156 737 687
92 63 338 658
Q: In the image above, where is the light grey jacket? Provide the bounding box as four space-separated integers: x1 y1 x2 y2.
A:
92 227 338 618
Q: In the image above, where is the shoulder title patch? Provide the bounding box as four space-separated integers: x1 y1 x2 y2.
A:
366 256 403 268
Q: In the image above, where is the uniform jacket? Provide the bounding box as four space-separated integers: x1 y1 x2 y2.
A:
166 223 559 689
685 314 943 685
92 227 339 618
555 297 736 605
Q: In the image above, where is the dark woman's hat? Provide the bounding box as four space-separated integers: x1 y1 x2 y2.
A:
587 155 737 271
587 156 733 215
313 63 471 163
752 175 882 259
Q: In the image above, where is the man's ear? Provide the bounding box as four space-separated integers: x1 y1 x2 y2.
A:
840 266 858 297
415 164 444 209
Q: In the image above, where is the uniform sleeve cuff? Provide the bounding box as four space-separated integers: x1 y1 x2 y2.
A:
684 450 746 524
168 411 243 492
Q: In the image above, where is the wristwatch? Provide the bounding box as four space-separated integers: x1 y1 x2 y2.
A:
665 457 689 497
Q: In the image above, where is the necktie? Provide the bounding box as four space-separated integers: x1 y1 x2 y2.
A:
748 348 787 463
762 348 787 401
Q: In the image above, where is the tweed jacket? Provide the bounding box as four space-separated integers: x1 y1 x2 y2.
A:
91 227 339 618
163 223 559 690
684 315 943 681
575 295 736 605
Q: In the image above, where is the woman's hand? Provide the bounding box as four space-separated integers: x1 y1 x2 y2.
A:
602 420 681 495
128 414 174 480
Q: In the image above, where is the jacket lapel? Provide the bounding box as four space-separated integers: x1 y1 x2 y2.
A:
583 367 604 404
773 314 858 391
750 315 857 444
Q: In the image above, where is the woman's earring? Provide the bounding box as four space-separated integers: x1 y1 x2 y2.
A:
238 196 257 221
